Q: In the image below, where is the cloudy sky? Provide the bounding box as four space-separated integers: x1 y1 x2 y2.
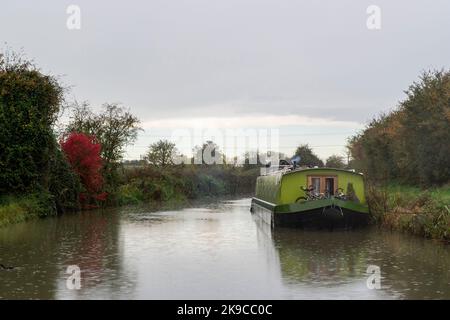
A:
1 0 449 160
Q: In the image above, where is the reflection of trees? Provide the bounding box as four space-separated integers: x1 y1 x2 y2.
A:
272 227 450 299
55 208 140 299
0 208 125 299
60 209 124 297
273 229 370 284
367 231 450 299
0 219 61 299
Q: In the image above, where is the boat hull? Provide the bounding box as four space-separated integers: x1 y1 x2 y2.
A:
251 197 370 230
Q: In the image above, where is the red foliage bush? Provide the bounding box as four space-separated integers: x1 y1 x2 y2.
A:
60 132 107 206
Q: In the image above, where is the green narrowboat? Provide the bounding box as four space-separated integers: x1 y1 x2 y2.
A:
250 167 370 230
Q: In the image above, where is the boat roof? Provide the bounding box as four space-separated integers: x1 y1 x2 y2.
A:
281 167 364 177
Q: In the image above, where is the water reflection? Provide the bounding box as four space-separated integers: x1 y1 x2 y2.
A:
0 210 130 299
252 215 387 299
0 198 449 299
274 229 369 283
256 217 450 299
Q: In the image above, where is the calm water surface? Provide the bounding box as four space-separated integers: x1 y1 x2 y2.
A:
0 198 449 299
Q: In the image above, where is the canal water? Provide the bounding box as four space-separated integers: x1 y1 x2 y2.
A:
0 198 449 299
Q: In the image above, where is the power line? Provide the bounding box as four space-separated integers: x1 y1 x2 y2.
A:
136 132 356 137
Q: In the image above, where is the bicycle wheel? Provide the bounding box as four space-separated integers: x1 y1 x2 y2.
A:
295 196 308 203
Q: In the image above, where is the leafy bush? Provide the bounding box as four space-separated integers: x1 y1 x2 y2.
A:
0 51 63 194
115 183 144 205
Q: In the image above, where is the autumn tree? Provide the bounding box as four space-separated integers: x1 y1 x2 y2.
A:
348 69 450 186
399 70 450 185
60 132 106 206
66 102 141 187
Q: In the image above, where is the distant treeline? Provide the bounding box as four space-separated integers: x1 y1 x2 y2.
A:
348 70 450 187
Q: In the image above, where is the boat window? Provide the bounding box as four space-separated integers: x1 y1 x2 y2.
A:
311 178 320 193
307 175 338 195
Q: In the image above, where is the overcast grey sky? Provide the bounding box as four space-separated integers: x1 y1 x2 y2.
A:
1 0 449 159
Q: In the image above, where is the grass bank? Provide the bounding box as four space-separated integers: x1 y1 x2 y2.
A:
367 183 450 242
0 193 56 228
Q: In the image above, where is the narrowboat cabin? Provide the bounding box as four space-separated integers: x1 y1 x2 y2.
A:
250 166 370 230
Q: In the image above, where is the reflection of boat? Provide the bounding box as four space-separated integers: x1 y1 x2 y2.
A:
272 228 370 282
250 167 370 229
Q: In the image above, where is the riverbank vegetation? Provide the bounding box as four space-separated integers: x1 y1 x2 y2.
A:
366 184 450 241
0 193 54 227
348 70 450 241
0 51 73 225
0 50 260 227
115 164 259 206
